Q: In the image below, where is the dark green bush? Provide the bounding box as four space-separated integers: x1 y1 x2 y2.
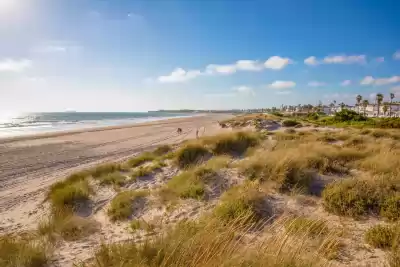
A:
332 109 368 122
282 120 300 127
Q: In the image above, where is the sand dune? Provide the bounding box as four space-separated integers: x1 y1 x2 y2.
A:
0 114 232 233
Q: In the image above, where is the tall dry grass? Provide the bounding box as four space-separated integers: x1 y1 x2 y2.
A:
81 214 339 267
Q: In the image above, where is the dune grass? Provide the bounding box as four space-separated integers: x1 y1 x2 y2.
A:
322 176 400 220
80 213 340 267
213 184 269 223
49 178 91 213
38 214 99 241
163 167 217 200
365 224 400 249
130 219 156 233
285 216 328 238
175 144 209 168
127 152 157 168
0 235 49 267
208 131 260 156
108 190 148 221
97 172 126 186
89 163 122 178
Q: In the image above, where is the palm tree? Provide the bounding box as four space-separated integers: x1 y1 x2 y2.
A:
329 102 335 114
340 102 345 110
362 100 369 116
376 93 384 117
383 104 388 116
356 95 362 113
390 93 395 117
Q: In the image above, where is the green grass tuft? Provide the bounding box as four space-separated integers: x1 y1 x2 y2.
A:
97 172 126 186
108 190 148 221
210 131 260 156
0 235 49 267
127 152 157 167
213 184 268 223
365 224 400 249
49 179 91 212
175 144 209 168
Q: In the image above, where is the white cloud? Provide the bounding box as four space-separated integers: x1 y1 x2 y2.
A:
205 64 237 75
360 75 400 86
341 80 352 86
304 56 319 66
264 56 292 70
0 59 32 72
157 68 202 83
308 81 326 87
393 51 400 60
232 85 255 96
376 57 384 62
157 56 291 83
268 81 296 89
323 55 366 64
235 60 263 71
360 76 375 85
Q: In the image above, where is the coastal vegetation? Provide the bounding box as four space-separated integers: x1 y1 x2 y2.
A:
5 113 400 267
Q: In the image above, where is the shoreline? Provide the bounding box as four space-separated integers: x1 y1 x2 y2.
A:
0 113 233 217
0 113 211 144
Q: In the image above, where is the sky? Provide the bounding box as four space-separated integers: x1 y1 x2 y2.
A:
1 0 400 112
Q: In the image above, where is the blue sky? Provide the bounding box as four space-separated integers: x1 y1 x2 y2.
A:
1 0 400 112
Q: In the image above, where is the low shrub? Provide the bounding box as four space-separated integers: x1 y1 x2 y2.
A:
365 224 399 249
213 185 268 223
108 190 148 221
322 177 399 220
322 179 379 217
307 113 320 120
0 235 49 267
164 167 217 200
282 119 300 127
175 144 209 168
381 194 400 222
374 118 400 129
127 152 157 167
211 132 260 156
332 109 368 122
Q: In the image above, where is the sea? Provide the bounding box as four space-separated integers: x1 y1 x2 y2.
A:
0 112 197 138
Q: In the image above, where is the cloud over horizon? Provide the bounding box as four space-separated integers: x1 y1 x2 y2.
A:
360 75 400 86
0 59 32 72
157 56 292 83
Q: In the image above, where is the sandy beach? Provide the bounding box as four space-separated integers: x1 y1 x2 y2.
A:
0 113 232 232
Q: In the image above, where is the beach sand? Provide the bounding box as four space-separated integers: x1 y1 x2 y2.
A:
0 113 233 233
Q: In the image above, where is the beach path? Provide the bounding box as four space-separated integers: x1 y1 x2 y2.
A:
0 114 232 230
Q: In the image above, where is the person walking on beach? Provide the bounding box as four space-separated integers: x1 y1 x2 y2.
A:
196 128 199 139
